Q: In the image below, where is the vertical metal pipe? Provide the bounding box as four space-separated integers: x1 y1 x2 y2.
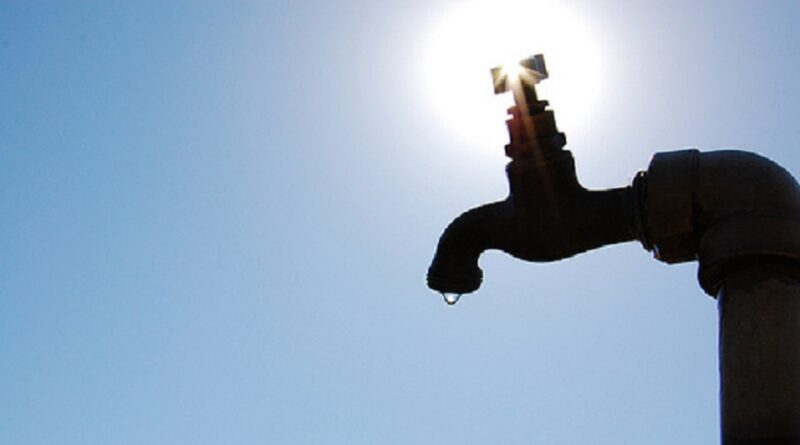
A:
718 263 800 445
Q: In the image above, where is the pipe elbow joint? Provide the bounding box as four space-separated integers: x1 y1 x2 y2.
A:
643 149 800 295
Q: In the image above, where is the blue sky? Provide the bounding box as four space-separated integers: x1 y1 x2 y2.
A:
2 1 799 444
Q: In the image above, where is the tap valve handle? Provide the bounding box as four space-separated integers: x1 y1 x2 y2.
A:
490 54 548 94
491 54 549 115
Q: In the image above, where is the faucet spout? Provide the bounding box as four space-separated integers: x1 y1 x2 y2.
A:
427 200 512 294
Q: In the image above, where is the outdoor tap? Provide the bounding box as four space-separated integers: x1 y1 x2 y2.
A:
427 55 640 295
426 53 800 444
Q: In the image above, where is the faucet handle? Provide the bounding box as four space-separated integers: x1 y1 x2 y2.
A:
491 54 548 94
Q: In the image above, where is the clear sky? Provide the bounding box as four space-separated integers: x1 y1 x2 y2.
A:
2 1 800 444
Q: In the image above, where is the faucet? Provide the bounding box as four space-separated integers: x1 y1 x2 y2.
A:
426 54 800 444
427 54 641 296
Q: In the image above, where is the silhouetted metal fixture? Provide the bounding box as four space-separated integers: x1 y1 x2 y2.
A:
427 54 800 445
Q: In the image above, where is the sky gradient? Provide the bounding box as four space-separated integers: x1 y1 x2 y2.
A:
2 1 800 444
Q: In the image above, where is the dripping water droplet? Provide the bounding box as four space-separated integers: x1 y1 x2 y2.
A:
441 293 462 305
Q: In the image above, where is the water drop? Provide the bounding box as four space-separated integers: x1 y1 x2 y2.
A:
441 293 462 305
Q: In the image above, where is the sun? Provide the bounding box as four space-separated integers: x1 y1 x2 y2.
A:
419 0 607 157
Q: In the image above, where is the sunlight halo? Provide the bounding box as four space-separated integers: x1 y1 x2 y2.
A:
419 0 607 157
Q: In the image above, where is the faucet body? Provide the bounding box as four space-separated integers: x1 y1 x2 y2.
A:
426 62 800 443
427 86 642 294
426 148 637 293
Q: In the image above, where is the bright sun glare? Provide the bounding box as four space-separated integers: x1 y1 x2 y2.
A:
500 62 523 80
420 0 606 156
